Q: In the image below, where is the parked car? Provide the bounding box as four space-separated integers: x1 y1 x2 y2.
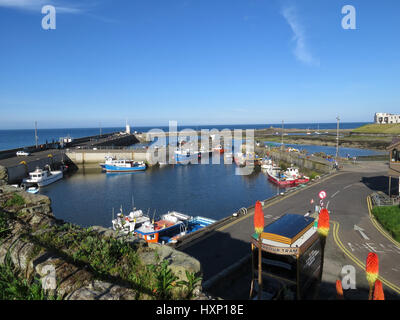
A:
16 150 30 156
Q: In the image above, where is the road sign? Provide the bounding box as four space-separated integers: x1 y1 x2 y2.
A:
319 191 327 199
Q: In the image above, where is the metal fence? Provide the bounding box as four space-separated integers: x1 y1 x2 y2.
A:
371 191 400 206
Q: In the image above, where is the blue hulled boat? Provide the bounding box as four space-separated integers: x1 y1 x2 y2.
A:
100 157 146 173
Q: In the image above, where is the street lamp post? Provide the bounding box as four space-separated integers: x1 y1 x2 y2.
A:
335 116 340 164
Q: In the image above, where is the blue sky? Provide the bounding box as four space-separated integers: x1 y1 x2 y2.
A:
0 0 399 129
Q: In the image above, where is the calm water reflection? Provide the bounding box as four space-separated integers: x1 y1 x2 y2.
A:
39 157 286 228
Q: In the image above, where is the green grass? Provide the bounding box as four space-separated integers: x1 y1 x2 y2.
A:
0 207 199 300
352 123 400 134
33 223 199 299
0 254 57 300
372 205 400 242
5 193 25 208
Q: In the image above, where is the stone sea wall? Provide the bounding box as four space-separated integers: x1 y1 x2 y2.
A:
0 185 207 300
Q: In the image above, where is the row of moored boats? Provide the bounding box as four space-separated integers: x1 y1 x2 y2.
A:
111 206 216 244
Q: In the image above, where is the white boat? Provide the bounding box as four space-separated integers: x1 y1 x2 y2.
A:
261 158 273 170
112 208 150 234
174 148 199 164
100 156 146 172
23 165 63 187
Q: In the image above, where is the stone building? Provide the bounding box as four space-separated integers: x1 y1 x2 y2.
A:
375 113 400 124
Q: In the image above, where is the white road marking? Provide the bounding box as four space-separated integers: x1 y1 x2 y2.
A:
331 190 340 198
354 225 370 240
365 242 385 253
343 184 353 190
326 201 330 209
348 243 356 252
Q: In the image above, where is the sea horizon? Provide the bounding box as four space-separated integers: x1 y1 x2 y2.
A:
0 121 371 131
0 121 371 151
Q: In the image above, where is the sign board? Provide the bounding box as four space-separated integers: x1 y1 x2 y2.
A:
251 238 300 256
318 191 327 199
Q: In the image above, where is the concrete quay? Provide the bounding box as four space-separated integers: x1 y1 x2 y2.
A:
0 132 141 183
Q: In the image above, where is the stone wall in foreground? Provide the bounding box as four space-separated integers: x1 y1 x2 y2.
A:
0 185 206 300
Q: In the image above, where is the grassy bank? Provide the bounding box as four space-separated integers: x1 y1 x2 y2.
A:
0 203 200 300
372 205 400 242
1 210 55 300
255 134 391 150
352 123 400 134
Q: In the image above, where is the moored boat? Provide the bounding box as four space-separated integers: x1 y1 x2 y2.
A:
100 156 146 172
134 211 216 244
213 144 225 154
112 208 150 234
266 165 296 187
23 165 63 187
173 148 199 164
284 166 310 184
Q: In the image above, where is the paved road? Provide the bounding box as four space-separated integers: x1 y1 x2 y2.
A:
180 161 400 299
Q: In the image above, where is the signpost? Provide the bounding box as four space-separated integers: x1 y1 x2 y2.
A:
319 190 327 200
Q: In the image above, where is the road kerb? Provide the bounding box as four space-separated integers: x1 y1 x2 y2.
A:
367 195 400 248
331 220 400 295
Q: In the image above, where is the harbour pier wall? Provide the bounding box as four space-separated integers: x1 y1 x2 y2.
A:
66 149 152 168
262 148 334 173
5 152 67 184
0 133 142 183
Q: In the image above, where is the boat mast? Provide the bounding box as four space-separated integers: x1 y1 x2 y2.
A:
281 120 284 150
34 121 38 149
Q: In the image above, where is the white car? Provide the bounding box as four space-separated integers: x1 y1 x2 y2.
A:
16 151 30 156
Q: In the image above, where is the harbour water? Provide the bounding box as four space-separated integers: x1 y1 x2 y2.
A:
39 157 288 228
39 142 382 228
0 122 369 151
2 121 383 229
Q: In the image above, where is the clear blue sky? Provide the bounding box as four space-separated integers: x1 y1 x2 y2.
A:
0 0 399 129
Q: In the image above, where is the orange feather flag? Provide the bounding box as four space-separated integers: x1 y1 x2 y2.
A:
366 252 379 286
336 280 344 300
317 208 330 237
373 279 384 300
254 201 264 235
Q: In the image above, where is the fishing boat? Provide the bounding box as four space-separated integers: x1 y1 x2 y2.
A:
266 165 296 187
261 158 273 170
134 211 216 244
284 166 310 184
213 144 224 154
100 156 146 172
112 208 150 234
234 153 246 166
173 148 199 164
224 152 233 163
23 165 63 187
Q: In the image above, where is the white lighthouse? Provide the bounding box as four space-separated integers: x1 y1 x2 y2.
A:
125 119 131 134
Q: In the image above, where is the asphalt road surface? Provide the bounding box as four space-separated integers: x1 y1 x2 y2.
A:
181 161 400 299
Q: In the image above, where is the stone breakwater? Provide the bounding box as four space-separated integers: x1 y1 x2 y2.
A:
0 185 207 300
